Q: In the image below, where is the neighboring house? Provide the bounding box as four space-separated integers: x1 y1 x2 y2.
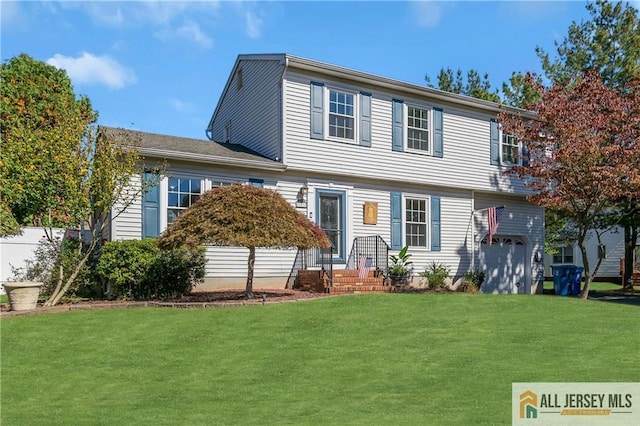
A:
545 227 639 282
110 53 545 294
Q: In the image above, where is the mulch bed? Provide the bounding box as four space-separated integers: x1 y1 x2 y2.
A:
0 289 330 317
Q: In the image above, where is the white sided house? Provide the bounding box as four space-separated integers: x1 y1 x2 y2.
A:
110 54 545 294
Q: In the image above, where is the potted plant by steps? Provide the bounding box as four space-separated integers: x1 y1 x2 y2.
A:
2 281 43 311
389 245 413 287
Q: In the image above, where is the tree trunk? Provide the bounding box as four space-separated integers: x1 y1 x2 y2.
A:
578 234 591 300
622 223 637 290
245 246 255 299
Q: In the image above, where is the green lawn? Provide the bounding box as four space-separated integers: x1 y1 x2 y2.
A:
1 294 638 425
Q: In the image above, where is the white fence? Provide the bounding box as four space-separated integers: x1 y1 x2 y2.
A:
0 227 64 293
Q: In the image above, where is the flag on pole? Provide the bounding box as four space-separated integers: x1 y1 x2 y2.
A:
488 206 504 246
358 257 373 278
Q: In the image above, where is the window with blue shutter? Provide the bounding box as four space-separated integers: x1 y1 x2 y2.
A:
392 100 404 152
249 178 264 188
310 82 325 140
433 108 443 158
521 143 530 167
390 191 402 249
359 92 371 147
142 172 160 238
431 196 441 251
490 120 500 165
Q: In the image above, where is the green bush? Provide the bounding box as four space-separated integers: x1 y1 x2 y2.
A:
96 239 159 298
96 239 205 300
419 261 450 289
462 270 485 293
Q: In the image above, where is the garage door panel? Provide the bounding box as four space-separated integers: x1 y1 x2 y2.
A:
480 236 526 294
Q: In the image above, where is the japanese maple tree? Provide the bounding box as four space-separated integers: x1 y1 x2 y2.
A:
498 71 640 299
158 184 331 298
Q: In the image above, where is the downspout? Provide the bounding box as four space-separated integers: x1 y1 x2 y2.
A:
471 190 475 271
278 56 289 163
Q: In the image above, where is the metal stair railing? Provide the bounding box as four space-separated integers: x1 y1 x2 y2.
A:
345 235 390 276
286 246 334 290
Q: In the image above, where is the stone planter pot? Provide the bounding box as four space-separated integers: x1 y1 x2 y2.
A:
3 281 42 311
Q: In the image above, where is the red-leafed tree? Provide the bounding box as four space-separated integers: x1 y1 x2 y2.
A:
158 184 331 298
498 71 640 299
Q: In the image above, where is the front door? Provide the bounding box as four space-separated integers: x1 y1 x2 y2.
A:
317 190 346 262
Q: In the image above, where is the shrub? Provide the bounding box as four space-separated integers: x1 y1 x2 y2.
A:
419 261 450 289
144 246 206 299
95 239 205 300
96 239 159 299
462 270 485 293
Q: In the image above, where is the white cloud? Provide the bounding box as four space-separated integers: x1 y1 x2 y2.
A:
412 1 445 28
1 1 23 30
170 99 195 113
245 10 262 39
157 21 214 48
46 53 137 90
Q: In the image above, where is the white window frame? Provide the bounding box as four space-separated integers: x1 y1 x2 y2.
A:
403 194 430 248
167 176 204 226
500 130 522 165
552 246 574 264
404 104 432 154
325 86 358 143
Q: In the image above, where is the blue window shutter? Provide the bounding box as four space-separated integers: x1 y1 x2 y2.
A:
392 99 404 152
433 107 443 158
360 92 371 147
490 120 500 165
142 172 160 238
431 196 441 251
390 191 402 250
521 143 530 167
310 82 324 140
249 178 264 188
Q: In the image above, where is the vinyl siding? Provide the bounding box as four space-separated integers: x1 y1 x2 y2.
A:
111 174 143 240
210 59 283 159
283 71 528 195
544 227 638 279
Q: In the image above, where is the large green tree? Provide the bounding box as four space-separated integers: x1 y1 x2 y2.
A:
425 67 500 102
158 184 330 298
1 53 96 233
1 54 155 306
537 0 640 288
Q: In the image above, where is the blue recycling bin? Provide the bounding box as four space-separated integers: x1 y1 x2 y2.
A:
571 267 584 296
551 265 577 296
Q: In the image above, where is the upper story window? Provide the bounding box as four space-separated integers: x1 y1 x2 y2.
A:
490 120 527 166
502 133 519 164
167 177 202 225
328 89 355 140
406 106 430 152
310 82 371 146
392 99 443 156
405 197 428 247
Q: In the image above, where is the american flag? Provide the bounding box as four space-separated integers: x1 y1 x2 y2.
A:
358 257 373 279
488 206 504 246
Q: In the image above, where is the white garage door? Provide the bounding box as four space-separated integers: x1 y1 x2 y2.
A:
480 236 527 294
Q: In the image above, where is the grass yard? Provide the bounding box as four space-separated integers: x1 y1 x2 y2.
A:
1 294 638 425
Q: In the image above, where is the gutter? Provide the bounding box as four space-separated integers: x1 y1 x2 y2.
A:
286 55 535 118
139 147 287 172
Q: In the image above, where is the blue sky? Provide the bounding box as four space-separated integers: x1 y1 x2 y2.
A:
2 1 632 140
